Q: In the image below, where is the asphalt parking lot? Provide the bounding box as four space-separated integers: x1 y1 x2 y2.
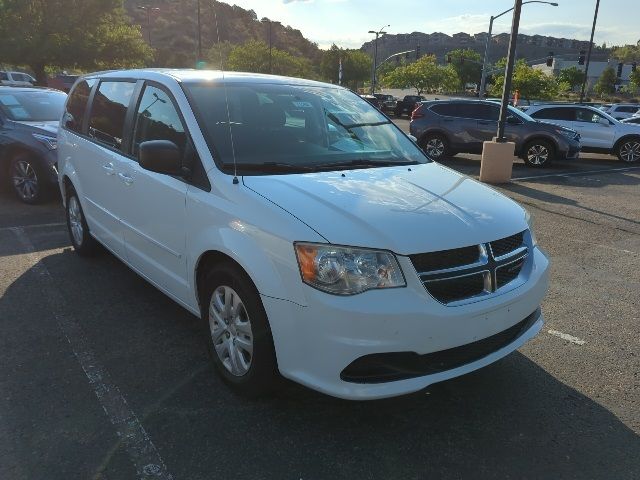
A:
1 144 639 479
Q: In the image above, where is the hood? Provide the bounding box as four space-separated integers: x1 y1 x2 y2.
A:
243 163 528 255
14 120 59 136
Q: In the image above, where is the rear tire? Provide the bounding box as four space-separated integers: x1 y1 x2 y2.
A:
66 188 100 256
616 138 640 163
420 134 449 160
200 262 280 398
523 139 554 168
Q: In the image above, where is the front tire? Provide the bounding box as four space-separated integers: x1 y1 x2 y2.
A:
66 189 100 256
523 139 554 167
201 263 279 397
420 134 449 160
616 138 640 163
10 154 48 204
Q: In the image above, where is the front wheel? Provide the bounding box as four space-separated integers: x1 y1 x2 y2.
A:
11 154 48 204
201 263 279 397
523 140 554 167
420 134 449 160
616 138 640 163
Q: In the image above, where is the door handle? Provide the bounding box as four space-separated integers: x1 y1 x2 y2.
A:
102 163 115 175
118 172 134 185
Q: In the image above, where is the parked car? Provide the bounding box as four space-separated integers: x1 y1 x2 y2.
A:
57 69 549 400
373 93 397 114
600 103 640 120
620 116 640 125
526 104 640 162
47 74 80 93
360 94 381 109
0 71 36 87
410 100 581 167
394 95 425 117
0 86 67 203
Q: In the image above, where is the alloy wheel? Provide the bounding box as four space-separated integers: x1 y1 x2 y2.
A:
12 160 39 201
68 196 84 246
208 285 254 376
425 138 445 158
619 140 640 162
527 144 549 165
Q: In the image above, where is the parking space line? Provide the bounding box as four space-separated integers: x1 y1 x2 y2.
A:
547 329 586 345
513 165 640 181
0 222 66 232
9 227 174 480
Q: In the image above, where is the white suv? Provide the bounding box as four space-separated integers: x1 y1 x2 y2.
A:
527 104 640 162
0 71 36 87
57 70 549 400
602 103 640 120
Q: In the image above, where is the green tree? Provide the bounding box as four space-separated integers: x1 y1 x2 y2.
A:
594 66 618 95
206 41 234 70
628 68 640 94
490 60 560 100
558 66 586 92
226 40 313 78
611 44 640 63
0 0 152 83
382 55 460 95
445 48 482 90
320 44 371 89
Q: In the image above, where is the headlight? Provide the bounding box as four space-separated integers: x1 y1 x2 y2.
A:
294 243 406 295
32 133 57 150
555 128 577 140
525 210 538 246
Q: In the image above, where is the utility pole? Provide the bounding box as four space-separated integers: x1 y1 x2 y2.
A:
368 25 389 95
197 0 203 62
580 0 600 103
137 5 160 46
269 20 273 74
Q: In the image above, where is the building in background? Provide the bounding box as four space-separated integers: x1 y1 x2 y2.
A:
534 58 634 91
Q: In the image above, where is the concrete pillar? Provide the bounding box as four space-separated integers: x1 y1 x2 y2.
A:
479 140 515 184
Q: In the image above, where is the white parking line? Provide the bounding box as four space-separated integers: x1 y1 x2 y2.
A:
513 165 640 181
9 227 174 480
547 329 586 345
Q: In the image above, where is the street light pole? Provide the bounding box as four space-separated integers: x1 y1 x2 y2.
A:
496 0 523 142
197 0 202 62
479 1 558 97
137 5 160 46
580 0 600 103
368 25 389 95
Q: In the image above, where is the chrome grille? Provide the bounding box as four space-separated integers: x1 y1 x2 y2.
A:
410 231 528 305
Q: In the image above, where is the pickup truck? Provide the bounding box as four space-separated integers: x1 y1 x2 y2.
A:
394 95 425 117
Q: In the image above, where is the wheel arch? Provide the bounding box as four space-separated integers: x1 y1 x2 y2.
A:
613 134 640 153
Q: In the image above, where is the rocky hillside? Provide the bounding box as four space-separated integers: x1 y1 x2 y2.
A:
123 0 322 67
361 32 609 65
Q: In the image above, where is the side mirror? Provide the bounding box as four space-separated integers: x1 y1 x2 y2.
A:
598 116 610 126
408 134 418 143
139 140 182 175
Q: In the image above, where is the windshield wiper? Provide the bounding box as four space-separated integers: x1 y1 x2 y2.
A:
223 162 315 173
314 159 418 171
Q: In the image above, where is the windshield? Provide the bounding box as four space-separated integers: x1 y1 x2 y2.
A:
508 105 536 123
0 90 67 121
185 83 429 174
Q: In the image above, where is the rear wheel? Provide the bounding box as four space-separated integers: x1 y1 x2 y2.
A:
11 154 48 204
201 263 279 397
420 134 449 160
523 139 554 167
66 188 100 256
616 138 640 163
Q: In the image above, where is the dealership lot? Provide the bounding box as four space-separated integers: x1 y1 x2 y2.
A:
1 153 639 479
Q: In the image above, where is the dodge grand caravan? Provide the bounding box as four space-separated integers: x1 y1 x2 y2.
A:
57 70 549 400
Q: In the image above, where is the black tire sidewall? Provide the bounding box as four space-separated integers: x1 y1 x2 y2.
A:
200 263 279 396
523 139 554 167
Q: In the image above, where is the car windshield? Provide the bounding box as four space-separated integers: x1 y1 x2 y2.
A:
508 105 536 122
185 82 429 174
0 90 67 121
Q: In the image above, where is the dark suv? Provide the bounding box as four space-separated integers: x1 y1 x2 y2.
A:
410 100 581 167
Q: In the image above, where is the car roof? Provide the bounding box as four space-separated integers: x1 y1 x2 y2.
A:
609 103 640 107
82 68 339 89
0 85 64 93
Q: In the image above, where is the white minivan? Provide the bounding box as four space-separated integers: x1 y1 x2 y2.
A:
57 70 549 400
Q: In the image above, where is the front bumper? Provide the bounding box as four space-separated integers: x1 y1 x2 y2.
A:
263 247 549 400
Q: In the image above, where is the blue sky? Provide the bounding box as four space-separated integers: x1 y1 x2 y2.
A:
224 0 638 49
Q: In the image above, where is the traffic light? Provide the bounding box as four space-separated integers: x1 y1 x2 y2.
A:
617 62 623 78
546 52 554 67
578 50 586 65
416 45 421 60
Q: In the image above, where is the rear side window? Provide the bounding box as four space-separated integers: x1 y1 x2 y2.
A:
0 72 8 81
458 103 499 120
64 79 96 134
132 85 187 156
88 81 136 150
529 107 574 121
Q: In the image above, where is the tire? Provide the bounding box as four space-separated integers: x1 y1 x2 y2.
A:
616 138 640 163
10 153 49 204
420 134 449 160
523 139 554 168
66 188 100 256
201 262 279 397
